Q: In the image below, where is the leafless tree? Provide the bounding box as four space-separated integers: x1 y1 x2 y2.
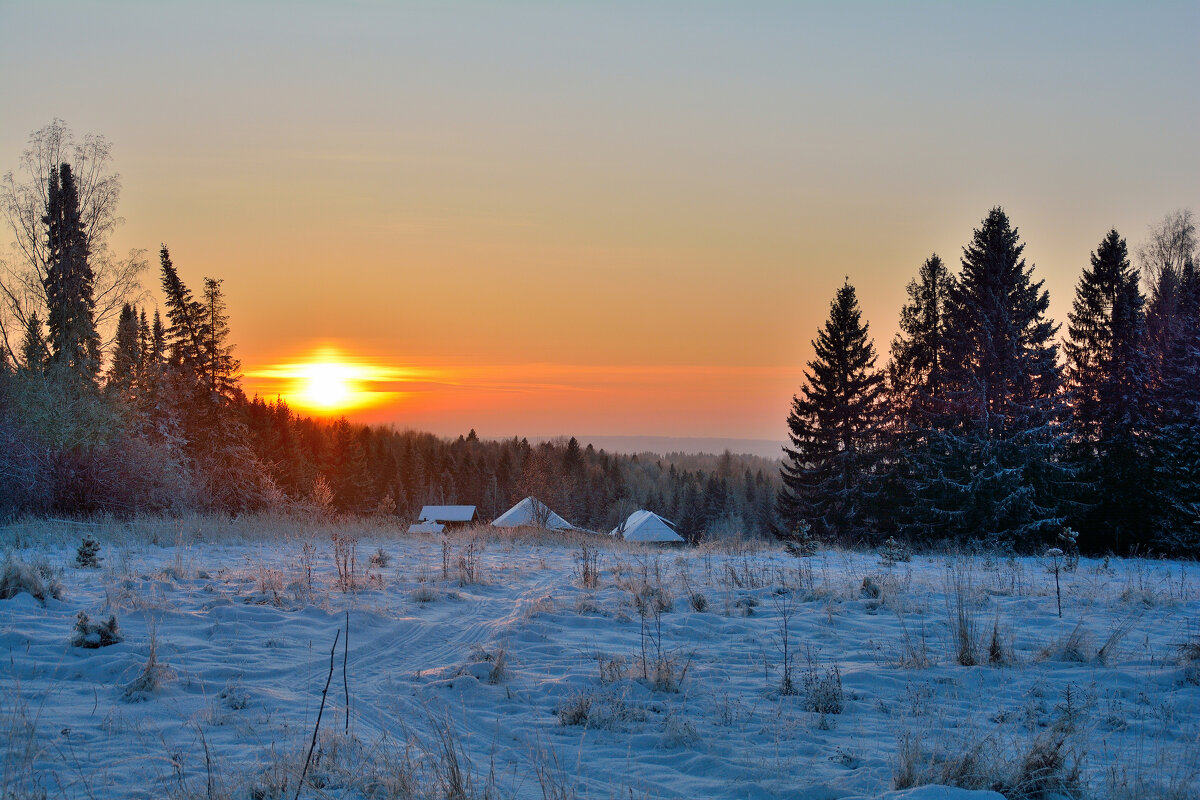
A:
1137 209 1197 294
0 119 147 364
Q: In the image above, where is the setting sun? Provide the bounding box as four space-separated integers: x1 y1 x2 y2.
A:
244 348 436 415
297 362 356 410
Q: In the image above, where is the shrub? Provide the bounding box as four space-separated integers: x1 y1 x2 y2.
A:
879 536 912 565
123 632 174 701
688 591 708 612
801 650 844 715
74 534 102 568
783 521 818 557
71 611 123 648
574 543 599 589
0 558 63 604
368 547 390 568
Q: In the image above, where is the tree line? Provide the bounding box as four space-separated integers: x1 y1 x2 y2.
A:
778 207 1199 556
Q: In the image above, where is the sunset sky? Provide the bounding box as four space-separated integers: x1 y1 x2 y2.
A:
2 1 1197 442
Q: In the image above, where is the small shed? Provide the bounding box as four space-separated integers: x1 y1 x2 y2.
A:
408 505 478 534
492 497 577 531
611 510 684 543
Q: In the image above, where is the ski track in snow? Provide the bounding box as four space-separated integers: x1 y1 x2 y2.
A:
1 524 1198 799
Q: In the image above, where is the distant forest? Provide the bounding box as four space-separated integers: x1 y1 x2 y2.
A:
2 122 1197 555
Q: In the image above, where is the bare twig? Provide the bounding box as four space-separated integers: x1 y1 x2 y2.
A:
343 609 350 734
294 629 340 800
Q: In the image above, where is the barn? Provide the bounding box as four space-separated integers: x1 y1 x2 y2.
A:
407 505 478 534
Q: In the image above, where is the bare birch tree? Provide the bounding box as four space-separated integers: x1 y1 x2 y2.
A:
0 119 146 364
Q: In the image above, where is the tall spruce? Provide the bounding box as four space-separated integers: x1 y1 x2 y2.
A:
885 254 956 538
1064 230 1152 552
778 280 885 541
922 208 1073 548
106 302 141 398
200 277 240 402
1148 257 1200 554
42 163 100 383
158 245 204 369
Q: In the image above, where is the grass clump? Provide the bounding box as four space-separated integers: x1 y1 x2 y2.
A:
0 557 64 604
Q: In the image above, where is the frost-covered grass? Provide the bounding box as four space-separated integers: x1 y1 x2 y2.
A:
1 516 1198 799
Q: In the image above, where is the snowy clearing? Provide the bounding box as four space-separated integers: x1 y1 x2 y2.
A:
1 516 1197 800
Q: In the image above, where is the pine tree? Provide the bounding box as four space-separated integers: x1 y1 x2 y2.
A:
1064 230 1152 552
921 208 1073 548
778 280 885 542
42 163 100 383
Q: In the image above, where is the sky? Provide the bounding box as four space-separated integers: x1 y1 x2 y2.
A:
1 1 1197 442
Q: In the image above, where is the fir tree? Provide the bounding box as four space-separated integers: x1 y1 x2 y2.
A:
200 277 240 402
106 302 141 398
158 245 204 369
778 280 885 542
890 254 955 402
1148 257 1200 554
1064 230 1152 552
922 208 1073 548
884 254 956 538
42 163 100 383
20 312 46 373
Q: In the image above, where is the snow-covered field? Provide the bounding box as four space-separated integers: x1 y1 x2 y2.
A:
2 516 1197 800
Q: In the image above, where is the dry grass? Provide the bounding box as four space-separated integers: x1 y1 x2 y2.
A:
895 727 1082 799
0 557 63 604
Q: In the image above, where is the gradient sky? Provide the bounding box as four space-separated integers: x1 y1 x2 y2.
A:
2 1 1197 440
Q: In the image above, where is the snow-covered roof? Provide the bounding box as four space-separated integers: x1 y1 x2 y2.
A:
417 505 477 523
408 521 445 534
611 510 684 543
492 497 577 530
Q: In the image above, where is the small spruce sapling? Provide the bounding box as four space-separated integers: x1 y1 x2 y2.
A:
74 534 102 568
72 611 123 648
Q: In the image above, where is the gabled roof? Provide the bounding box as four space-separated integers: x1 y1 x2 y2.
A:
611 510 684 543
492 497 576 530
418 505 477 523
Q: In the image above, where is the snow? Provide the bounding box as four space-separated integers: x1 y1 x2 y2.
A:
417 505 478 523
492 496 578 531
1 519 1197 799
613 509 685 542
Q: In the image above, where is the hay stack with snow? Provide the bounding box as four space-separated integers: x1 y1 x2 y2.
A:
611 510 684 543
492 496 578 531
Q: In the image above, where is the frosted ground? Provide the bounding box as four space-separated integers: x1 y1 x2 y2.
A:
1 516 1197 800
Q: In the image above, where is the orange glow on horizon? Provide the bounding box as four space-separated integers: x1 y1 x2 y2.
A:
245 348 436 416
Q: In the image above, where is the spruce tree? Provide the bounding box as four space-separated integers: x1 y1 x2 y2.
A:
890 254 955 401
42 163 100 383
923 208 1073 548
885 254 956 539
1064 230 1152 552
200 277 240 402
106 302 141 398
1148 258 1200 554
778 280 885 542
158 245 204 369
